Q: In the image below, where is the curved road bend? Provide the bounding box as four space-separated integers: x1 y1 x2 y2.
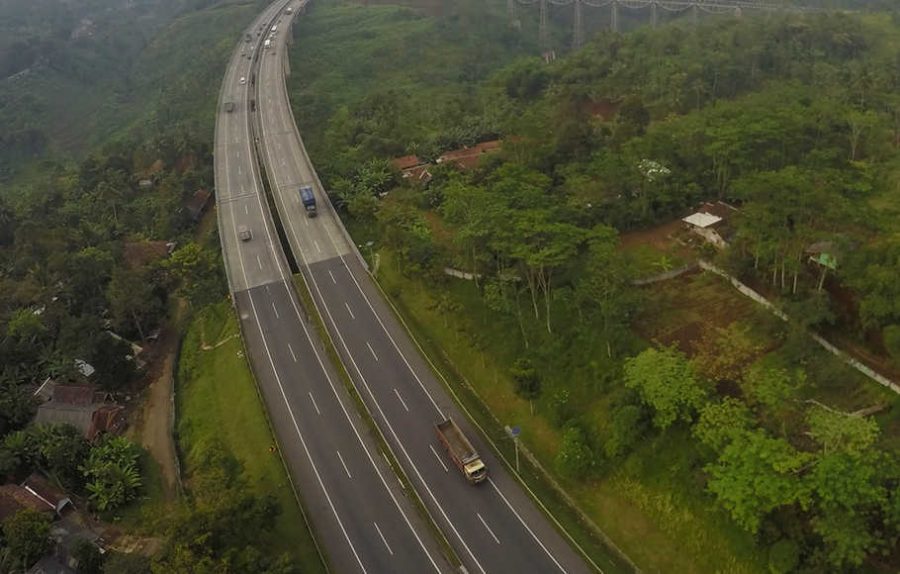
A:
214 2 450 572
256 5 612 574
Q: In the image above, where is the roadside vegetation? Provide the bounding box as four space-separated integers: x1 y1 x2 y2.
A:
176 301 326 572
291 1 900 571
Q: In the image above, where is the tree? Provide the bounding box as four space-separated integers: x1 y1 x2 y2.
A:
693 398 755 453
72 539 105 574
706 429 813 533
743 362 805 432
806 406 878 456
34 424 90 491
107 267 163 341
0 374 36 436
152 443 294 574
2 509 51 570
623 347 707 429
90 333 137 391
804 406 887 567
165 243 224 309
555 425 595 479
510 358 541 402
604 405 649 458
81 435 142 512
575 226 635 358
767 539 800 574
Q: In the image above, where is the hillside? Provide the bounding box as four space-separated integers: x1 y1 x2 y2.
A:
290 3 900 572
0 0 267 183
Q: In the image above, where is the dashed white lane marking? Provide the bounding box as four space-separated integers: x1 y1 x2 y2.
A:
328 270 337 284
244 204 249 215
477 513 501 545
256 254 263 269
373 522 394 556
271 301 280 318
429 445 448 472
345 302 355 320
314 240 321 253
366 341 379 362
337 450 352 479
393 388 409 412
287 343 297 362
307 391 321 415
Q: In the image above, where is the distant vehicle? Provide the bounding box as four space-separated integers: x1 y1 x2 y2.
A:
264 39 271 50
238 225 252 241
224 102 235 113
286 7 293 14
299 186 317 217
239 76 247 85
435 418 487 484
271 25 277 32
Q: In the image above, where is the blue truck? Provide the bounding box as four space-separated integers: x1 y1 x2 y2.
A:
299 185 317 217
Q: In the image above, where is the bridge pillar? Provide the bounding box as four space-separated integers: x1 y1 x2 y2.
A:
573 0 583 48
611 0 618 33
651 1 657 28
539 0 549 52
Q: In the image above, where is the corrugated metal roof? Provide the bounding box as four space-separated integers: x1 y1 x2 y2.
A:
682 212 722 228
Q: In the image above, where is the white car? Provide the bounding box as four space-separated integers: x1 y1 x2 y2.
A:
239 76 247 85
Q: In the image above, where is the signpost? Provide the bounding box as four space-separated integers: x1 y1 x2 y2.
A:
505 425 521 474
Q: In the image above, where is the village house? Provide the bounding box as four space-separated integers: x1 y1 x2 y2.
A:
681 201 738 249
185 188 213 222
391 141 502 186
33 382 126 441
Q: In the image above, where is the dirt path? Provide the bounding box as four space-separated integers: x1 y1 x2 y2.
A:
128 326 181 502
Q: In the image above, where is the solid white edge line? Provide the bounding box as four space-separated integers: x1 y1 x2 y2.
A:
255 87 444 573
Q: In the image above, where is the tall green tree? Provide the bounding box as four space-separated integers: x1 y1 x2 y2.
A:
623 347 707 429
706 429 813 533
2 509 51 570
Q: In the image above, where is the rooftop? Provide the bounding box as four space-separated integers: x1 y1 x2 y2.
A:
682 212 722 228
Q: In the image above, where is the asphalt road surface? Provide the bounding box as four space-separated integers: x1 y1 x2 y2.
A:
254 5 606 574
215 2 451 572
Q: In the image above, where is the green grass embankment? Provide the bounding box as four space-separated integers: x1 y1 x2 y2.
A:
176 301 325 573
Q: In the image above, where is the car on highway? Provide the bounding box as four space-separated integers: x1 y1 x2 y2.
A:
239 76 247 85
238 225 252 241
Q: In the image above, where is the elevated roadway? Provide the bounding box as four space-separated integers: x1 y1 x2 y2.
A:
214 2 449 572
255 4 622 573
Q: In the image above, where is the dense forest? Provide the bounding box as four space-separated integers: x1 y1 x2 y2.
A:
293 3 900 571
0 0 272 182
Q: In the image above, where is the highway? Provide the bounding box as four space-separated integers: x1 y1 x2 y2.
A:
254 4 602 573
214 2 450 572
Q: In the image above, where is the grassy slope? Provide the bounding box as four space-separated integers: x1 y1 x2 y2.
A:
176 302 325 572
0 0 262 190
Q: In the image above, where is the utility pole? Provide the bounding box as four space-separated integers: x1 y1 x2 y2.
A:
650 0 658 28
573 0 584 49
